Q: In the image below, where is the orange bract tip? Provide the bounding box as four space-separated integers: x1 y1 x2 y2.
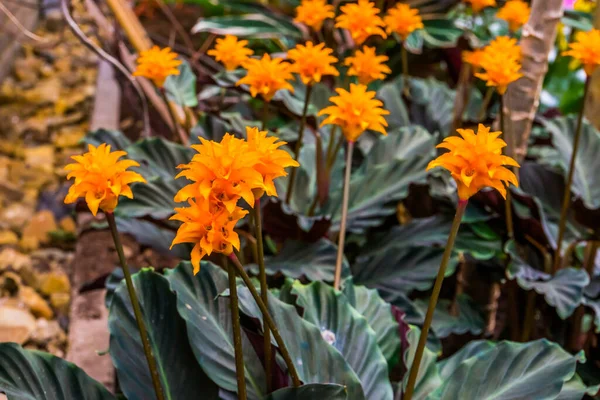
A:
236 54 294 102
497 0 531 32
294 0 335 31
287 42 339 85
384 4 424 40
335 0 387 46
563 29 600 76
345 46 391 85
64 143 146 216
462 0 497 13
133 46 182 88
208 35 254 71
427 124 520 200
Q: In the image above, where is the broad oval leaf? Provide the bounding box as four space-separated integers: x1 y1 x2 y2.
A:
0 343 115 400
266 384 348 400
165 59 198 107
108 269 219 400
165 262 266 399
430 340 582 400
235 287 366 400
291 281 393 400
399 326 442 400
413 294 485 338
192 14 302 42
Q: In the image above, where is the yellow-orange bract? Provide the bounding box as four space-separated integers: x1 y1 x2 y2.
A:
175 134 264 212
563 29 600 75
237 54 294 102
133 46 182 87
574 0 595 12
475 36 523 94
427 124 519 200
64 144 146 216
336 0 387 46
463 0 496 13
294 0 335 31
170 197 247 274
246 127 299 197
319 83 389 142
208 35 253 71
497 0 530 32
345 46 391 84
287 42 339 85
462 49 486 72
384 3 424 40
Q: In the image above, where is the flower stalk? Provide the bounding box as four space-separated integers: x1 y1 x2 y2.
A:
401 45 410 97
252 201 273 392
225 255 248 399
286 84 313 204
159 88 188 146
333 141 354 290
403 200 468 400
553 76 591 273
106 212 165 400
499 94 514 240
229 253 302 387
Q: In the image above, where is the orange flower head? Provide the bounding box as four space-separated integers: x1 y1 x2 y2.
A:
476 51 522 94
462 49 486 72
345 46 391 85
133 46 182 87
318 83 389 142
175 134 265 212
427 124 520 200
208 35 254 71
384 4 424 40
287 41 339 85
246 127 300 197
294 0 335 31
563 29 600 75
497 0 530 32
484 36 522 61
170 197 247 274
463 0 497 13
237 54 294 102
574 0 596 13
335 0 387 46
64 144 146 216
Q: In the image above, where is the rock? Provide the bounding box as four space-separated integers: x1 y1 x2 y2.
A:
24 145 55 173
0 203 34 230
19 286 53 319
31 319 63 343
0 248 32 271
38 271 70 296
0 305 36 344
0 230 18 245
21 210 57 247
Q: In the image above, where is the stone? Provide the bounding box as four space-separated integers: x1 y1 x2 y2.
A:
19 286 53 319
0 230 18 245
38 271 70 296
0 248 32 271
0 203 34 230
24 145 55 173
0 305 36 344
21 210 57 246
31 319 63 343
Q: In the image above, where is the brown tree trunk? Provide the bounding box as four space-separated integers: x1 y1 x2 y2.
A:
505 0 564 163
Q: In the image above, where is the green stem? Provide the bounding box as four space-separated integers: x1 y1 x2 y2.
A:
286 85 313 204
403 200 467 400
477 87 494 121
401 45 410 97
106 212 165 400
261 100 269 131
160 88 188 146
326 133 344 172
225 255 247 399
252 201 272 393
521 291 536 342
500 94 514 240
553 77 591 273
228 253 302 387
333 141 354 290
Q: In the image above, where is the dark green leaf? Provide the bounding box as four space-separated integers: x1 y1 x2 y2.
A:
165 262 266 399
421 19 462 48
165 59 198 107
413 294 485 338
192 14 302 42
266 384 347 400
562 10 594 31
85 129 132 149
0 343 116 400
109 269 218 400
291 281 393 400
114 217 191 259
399 326 442 399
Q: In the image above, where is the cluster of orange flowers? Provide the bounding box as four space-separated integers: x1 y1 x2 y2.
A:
464 36 523 95
563 29 600 76
461 0 530 32
427 124 520 200
171 128 299 273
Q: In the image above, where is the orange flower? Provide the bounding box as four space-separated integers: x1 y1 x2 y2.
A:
170 197 247 274
237 54 294 102
287 41 339 85
484 36 522 61
133 46 182 87
384 3 424 40
175 134 264 212
319 83 389 142
335 0 387 46
574 0 596 13
462 49 486 72
64 144 146 216
476 53 522 94
345 46 391 84
294 0 335 31
246 127 299 197
497 0 530 32
427 124 519 200
563 29 600 75
463 0 497 13
208 35 253 71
